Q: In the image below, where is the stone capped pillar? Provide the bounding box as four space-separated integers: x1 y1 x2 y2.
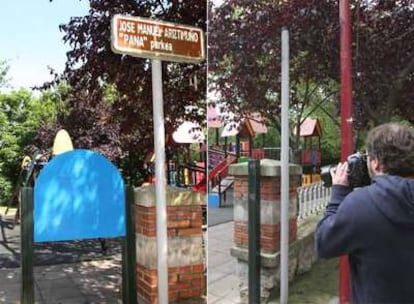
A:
229 159 302 302
134 185 205 303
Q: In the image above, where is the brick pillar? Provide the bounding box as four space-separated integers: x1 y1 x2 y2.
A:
229 159 302 302
134 185 205 303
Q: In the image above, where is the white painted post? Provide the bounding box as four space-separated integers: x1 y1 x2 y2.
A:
280 27 290 304
151 59 169 304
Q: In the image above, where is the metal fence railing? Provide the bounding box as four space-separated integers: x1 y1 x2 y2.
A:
297 182 331 220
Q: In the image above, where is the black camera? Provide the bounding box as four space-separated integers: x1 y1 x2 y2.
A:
320 152 371 188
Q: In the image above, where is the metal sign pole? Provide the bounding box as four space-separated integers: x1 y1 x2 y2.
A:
248 160 261 303
151 59 169 304
21 187 34 304
280 27 290 304
111 16 205 304
122 186 137 304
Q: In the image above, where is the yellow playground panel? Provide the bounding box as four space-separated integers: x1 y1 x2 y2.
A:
301 174 321 186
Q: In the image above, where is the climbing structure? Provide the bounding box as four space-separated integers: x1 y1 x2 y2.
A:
208 105 268 207
298 118 322 185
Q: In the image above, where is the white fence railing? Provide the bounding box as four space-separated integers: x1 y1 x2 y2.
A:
297 182 331 220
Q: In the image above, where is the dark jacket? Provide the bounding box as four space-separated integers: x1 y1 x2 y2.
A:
315 175 414 303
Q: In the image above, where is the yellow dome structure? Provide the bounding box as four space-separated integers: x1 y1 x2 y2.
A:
52 129 74 156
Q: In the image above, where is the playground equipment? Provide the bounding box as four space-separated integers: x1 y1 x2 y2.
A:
144 132 207 228
145 132 207 191
208 148 237 207
52 129 74 155
208 106 324 192
0 130 110 252
216 112 268 159
1 129 73 224
0 151 50 243
207 107 268 208
297 118 322 185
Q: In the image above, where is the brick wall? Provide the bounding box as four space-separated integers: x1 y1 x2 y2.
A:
232 175 299 253
234 219 298 253
136 263 205 303
230 160 302 256
135 205 202 237
229 159 303 302
233 176 300 201
134 186 205 303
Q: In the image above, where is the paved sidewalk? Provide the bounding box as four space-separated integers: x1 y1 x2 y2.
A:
207 206 233 227
1 218 206 303
207 220 340 304
0 218 122 269
0 219 125 303
0 256 123 303
2 207 340 303
207 221 240 304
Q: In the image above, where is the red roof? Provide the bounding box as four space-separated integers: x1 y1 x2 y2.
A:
299 118 322 137
247 113 268 134
208 105 268 137
222 113 268 138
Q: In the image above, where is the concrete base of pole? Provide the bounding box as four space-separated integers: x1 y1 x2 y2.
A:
231 214 320 302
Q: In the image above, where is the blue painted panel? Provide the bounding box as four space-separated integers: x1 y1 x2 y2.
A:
208 194 219 208
34 149 125 242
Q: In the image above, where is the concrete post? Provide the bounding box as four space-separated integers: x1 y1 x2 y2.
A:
230 159 302 302
134 185 206 303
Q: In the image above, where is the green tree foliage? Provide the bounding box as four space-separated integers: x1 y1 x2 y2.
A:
39 0 206 186
353 0 414 126
0 89 58 205
209 0 339 128
209 0 414 138
0 60 10 89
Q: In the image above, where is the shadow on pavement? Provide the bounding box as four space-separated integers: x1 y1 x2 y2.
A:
0 223 122 269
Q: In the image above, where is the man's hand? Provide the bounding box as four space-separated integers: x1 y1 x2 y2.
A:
332 162 349 186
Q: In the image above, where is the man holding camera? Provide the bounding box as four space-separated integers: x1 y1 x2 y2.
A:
315 123 414 303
